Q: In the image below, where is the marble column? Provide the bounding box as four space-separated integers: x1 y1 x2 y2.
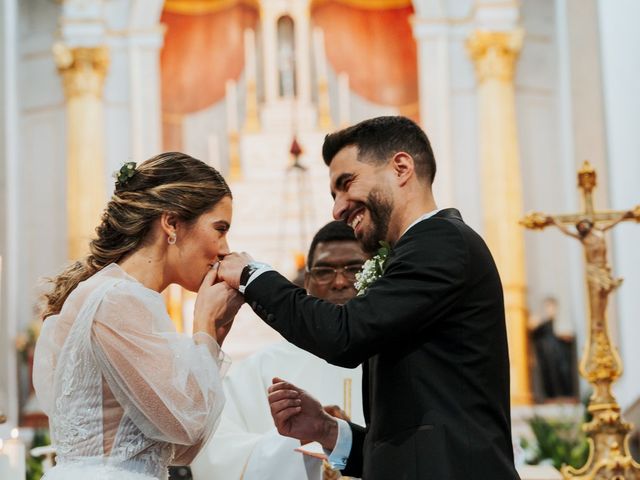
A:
125 26 165 162
467 30 532 405
411 15 455 209
54 44 109 260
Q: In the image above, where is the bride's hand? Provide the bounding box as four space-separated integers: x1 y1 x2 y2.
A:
194 265 244 344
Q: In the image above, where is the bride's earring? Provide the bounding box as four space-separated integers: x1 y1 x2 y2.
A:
168 232 177 245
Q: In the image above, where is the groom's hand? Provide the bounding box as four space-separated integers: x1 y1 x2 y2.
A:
218 252 254 290
268 377 338 450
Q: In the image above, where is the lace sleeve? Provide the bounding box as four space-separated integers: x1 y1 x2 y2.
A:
91 283 228 447
32 316 61 417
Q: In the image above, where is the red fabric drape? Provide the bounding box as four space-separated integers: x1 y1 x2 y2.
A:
312 2 418 116
160 4 258 149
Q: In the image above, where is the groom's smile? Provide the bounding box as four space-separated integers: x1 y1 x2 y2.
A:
330 147 396 253
347 207 365 232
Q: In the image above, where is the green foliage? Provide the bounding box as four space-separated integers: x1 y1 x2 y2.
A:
521 414 590 470
27 429 50 480
374 241 391 275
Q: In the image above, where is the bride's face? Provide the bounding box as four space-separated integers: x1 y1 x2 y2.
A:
171 195 233 292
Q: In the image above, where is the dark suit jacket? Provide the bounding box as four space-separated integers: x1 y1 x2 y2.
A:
245 209 519 479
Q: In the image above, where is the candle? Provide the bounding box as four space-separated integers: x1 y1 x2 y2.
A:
338 72 350 127
0 440 11 480
2 429 26 479
343 378 352 419
225 80 239 133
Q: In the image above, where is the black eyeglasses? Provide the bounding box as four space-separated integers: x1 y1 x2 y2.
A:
307 264 364 285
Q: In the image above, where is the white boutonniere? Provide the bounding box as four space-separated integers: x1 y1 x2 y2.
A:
354 241 391 295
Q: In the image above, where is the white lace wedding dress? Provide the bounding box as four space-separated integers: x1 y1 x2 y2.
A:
33 264 228 480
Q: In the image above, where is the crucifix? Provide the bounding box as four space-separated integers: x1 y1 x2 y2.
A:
521 161 640 479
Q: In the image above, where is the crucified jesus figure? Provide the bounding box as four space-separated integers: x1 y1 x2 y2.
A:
534 207 639 387
553 216 624 340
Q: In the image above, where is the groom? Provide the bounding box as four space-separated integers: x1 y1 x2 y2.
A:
218 116 519 479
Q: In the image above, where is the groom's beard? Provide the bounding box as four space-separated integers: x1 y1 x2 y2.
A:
360 187 394 255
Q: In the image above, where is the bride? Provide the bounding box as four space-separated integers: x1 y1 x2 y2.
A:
33 153 243 480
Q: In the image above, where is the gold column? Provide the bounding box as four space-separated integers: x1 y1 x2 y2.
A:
54 44 110 260
467 30 532 405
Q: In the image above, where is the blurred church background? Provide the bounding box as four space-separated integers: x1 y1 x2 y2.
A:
0 0 639 477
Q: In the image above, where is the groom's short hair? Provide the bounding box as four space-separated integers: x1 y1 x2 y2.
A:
307 221 357 269
322 116 436 185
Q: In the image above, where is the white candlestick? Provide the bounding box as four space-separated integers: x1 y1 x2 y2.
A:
3 429 26 479
225 80 239 133
338 72 350 127
313 28 328 80
244 29 257 82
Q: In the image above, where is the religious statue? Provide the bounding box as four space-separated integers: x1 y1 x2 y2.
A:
277 17 296 98
529 297 577 401
521 161 640 479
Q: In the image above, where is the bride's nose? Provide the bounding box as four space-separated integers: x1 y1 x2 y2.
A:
217 236 230 258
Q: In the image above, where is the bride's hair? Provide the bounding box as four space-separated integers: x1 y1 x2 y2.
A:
42 152 231 320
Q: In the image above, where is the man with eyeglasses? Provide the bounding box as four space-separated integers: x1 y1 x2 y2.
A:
191 221 368 480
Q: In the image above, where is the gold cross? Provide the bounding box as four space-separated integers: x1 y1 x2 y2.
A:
521 161 640 231
520 160 640 479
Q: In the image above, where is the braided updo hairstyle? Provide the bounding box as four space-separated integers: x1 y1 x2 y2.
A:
42 152 231 319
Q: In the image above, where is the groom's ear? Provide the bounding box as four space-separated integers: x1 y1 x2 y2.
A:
391 152 414 187
159 212 179 236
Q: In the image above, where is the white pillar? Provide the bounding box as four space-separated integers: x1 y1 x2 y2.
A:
412 16 454 208
102 0 164 185
125 27 164 162
598 0 640 410
0 0 19 432
294 4 311 106
262 11 278 105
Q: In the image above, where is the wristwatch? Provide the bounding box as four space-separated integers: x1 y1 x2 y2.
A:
239 261 271 293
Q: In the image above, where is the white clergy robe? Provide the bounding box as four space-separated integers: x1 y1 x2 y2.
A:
191 341 364 479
